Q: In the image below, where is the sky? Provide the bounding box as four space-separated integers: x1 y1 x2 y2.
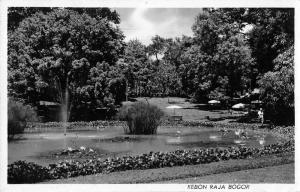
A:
113 8 203 45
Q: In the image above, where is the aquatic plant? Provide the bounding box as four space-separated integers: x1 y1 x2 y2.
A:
8 140 294 183
118 101 165 134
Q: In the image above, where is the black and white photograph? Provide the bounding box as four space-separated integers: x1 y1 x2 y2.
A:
0 0 299 191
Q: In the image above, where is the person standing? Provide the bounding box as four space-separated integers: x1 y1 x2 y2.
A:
258 108 264 124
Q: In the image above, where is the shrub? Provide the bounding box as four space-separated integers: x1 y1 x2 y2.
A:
8 99 38 139
258 45 294 125
8 161 50 183
118 101 165 134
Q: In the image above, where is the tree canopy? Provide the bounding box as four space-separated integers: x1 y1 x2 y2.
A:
8 8 294 124
8 8 125 120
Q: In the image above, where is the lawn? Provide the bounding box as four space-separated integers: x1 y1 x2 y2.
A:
133 97 244 122
159 163 294 183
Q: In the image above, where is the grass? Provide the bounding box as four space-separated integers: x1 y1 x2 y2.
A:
43 152 294 184
160 163 294 183
134 97 244 122
159 163 294 183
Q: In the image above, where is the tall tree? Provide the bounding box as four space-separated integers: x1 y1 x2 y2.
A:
180 9 254 102
8 9 125 120
123 39 149 96
147 35 166 64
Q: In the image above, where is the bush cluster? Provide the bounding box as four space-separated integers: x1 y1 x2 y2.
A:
118 102 165 134
8 140 294 183
8 161 50 183
270 126 294 140
8 99 38 139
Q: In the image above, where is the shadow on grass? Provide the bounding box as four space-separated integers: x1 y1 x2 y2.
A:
182 104 228 112
8 136 28 142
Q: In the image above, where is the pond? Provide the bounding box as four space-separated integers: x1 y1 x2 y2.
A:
8 126 284 166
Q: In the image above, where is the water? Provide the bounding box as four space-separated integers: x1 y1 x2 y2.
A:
53 75 69 135
8 126 284 166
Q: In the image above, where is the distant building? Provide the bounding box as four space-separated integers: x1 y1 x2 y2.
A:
38 101 61 122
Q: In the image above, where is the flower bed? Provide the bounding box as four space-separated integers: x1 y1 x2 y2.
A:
8 161 50 183
8 139 294 183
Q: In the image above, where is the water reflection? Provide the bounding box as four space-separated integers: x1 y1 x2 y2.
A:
166 136 183 144
234 139 243 144
209 135 221 141
8 127 282 165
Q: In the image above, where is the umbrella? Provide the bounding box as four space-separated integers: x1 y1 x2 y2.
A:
232 103 246 109
166 105 182 115
251 100 263 104
208 100 221 104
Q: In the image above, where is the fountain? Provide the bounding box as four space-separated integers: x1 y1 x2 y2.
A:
53 75 71 136
61 85 69 136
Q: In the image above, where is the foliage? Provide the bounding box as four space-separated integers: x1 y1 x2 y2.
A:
180 10 254 102
220 8 294 78
147 35 166 63
67 8 121 24
8 7 53 31
8 138 294 183
8 9 125 120
52 146 100 161
118 101 165 134
152 61 182 96
8 161 50 183
247 9 294 81
122 40 154 97
8 99 38 139
121 37 186 98
258 46 294 125
8 7 121 31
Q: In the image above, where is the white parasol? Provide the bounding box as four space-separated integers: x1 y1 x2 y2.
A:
208 100 221 104
251 100 263 104
166 105 182 115
232 103 246 109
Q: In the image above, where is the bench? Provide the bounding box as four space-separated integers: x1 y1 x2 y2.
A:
169 115 183 121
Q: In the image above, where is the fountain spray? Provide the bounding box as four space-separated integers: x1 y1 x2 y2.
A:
54 75 71 136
